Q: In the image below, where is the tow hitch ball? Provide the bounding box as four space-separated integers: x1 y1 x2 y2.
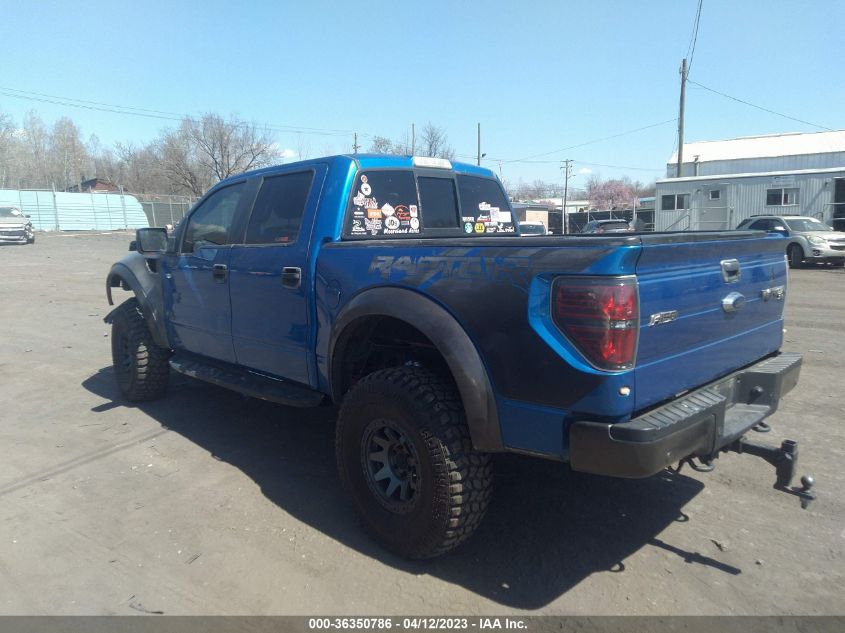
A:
730 438 816 509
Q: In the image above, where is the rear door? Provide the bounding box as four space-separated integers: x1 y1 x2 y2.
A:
228 166 326 386
161 181 248 363
633 233 787 411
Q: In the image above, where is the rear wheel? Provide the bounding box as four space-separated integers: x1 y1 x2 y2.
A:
336 366 493 559
111 298 170 401
787 244 804 269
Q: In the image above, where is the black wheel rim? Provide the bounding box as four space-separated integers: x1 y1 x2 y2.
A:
361 419 421 514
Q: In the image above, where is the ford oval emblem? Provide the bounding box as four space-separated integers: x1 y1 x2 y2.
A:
722 292 746 313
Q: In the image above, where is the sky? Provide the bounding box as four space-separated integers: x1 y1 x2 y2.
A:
1 0 841 188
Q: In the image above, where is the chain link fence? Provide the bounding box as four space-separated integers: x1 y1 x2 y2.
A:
135 194 197 229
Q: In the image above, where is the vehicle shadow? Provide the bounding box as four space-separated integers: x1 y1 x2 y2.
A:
82 367 721 609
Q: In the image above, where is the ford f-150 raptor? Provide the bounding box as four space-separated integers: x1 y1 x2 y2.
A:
105 154 811 559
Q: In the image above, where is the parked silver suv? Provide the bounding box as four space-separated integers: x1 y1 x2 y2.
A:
736 215 845 268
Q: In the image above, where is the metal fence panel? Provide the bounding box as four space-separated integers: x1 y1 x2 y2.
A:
0 189 183 231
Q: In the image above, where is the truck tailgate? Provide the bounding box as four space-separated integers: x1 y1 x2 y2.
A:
633 232 787 412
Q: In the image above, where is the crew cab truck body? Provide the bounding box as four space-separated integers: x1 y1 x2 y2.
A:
106 154 805 558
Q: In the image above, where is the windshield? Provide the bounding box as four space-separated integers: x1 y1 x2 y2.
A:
519 223 546 235
0 207 24 218
785 218 831 232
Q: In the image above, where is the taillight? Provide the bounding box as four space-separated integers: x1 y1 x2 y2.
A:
552 276 639 371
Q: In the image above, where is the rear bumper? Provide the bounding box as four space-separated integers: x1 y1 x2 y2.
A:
569 352 802 478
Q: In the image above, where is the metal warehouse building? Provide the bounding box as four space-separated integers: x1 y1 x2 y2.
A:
654 130 845 231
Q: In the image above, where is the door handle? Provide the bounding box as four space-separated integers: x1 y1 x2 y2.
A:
282 267 301 289
212 263 228 283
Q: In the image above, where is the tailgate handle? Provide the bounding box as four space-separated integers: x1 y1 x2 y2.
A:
721 259 741 283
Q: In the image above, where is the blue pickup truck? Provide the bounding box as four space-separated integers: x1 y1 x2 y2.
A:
105 154 809 558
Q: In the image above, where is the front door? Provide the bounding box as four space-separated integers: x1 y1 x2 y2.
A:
229 167 326 386
161 181 247 364
700 187 728 229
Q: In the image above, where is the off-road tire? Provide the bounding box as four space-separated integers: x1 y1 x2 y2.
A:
111 298 170 402
787 244 803 269
336 366 493 559
26 236 35 244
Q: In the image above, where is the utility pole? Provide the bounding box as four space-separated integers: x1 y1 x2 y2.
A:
677 57 687 178
477 123 481 166
561 159 573 234
411 123 415 155
353 133 360 154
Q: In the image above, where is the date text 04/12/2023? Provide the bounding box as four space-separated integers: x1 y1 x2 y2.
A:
307 618 528 630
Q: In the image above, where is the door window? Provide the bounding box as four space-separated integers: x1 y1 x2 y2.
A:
182 183 245 253
748 219 774 231
245 171 314 245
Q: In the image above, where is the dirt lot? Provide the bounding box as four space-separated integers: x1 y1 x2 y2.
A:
0 232 842 615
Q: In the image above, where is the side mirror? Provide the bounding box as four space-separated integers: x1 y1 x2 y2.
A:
25 214 31 218
136 228 168 254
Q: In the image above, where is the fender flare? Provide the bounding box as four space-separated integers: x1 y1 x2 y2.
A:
329 287 503 452
105 253 170 349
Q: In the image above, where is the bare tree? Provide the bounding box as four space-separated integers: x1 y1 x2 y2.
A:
186 114 279 182
295 134 311 161
113 142 160 194
155 121 210 197
419 122 455 160
152 114 280 196
368 136 393 153
368 135 411 155
49 117 91 190
19 111 50 187
0 110 16 187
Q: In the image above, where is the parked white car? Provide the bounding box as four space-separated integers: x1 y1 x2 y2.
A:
0 206 35 245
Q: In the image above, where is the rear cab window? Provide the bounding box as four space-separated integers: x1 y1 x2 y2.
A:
344 168 515 238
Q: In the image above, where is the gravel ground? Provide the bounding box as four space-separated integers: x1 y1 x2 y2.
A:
0 231 842 615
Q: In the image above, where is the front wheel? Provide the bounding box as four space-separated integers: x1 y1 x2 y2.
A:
111 298 170 401
336 367 493 559
787 244 804 269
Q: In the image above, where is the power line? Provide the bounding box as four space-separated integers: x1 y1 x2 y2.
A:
574 160 664 173
453 149 663 171
687 80 834 131
0 84 670 172
0 86 354 137
501 118 678 164
686 0 703 72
